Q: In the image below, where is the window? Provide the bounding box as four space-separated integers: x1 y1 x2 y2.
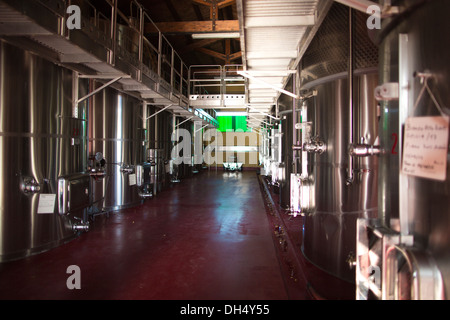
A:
217 116 251 132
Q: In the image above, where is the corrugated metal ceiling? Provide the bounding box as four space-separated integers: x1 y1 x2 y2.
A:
238 0 332 127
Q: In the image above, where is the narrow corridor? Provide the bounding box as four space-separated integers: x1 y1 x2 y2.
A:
0 171 303 300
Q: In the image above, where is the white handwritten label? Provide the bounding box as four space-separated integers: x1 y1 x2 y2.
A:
402 116 449 181
37 194 56 214
128 173 136 186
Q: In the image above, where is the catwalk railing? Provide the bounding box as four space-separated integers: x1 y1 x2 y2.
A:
0 0 223 127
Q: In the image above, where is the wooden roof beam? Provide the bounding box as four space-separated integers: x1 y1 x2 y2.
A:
145 20 239 34
191 0 235 9
180 39 221 54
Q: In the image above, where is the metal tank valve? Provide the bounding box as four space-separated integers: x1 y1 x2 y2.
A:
120 164 135 174
348 143 381 157
72 217 89 233
303 136 326 154
20 177 41 194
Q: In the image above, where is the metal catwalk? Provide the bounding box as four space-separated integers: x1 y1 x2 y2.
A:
0 171 309 300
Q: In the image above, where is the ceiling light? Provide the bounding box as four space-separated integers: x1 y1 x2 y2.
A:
192 32 240 39
216 111 248 116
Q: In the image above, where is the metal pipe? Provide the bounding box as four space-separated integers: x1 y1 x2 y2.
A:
138 3 144 82
398 33 410 235
72 71 79 118
347 7 355 186
275 101 279 119
111 0 118 65
157 31 162 78
155 106 159 150
300 101 308 178
142 102 148 130
292 73 298 174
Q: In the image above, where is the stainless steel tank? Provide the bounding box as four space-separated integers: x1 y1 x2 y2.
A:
0 40 89 262
171 118 194 180
169 114 181 183
89 84 145 212
277 77 296 209
279 105 294 209
147 148 164 194
357 0 450 300
301 72 379 282
145 104 172 189
297 3 379 296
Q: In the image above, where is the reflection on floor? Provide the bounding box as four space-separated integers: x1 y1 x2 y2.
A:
0 170 354 300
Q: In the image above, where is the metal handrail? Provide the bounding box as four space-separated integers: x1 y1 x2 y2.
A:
34 0 240 125
64 0 190 97
188 65 246 99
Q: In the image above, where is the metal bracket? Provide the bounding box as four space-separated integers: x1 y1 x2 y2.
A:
334 0 399 18
144 104 173 120
248 115 271 126
246 106 280 121
72 72 126 118
175 116 194 128
374 82 399 101
238 70 300 100
78 77 123 104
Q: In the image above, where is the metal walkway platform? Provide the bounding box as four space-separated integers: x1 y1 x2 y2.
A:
0 0 217 127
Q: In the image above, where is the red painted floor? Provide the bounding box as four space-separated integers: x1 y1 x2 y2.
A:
259 176 355 300
0 170 309 300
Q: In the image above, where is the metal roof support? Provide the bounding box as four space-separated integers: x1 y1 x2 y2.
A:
72 72 123 118
195 124 209 133
246 106 279 121
334 0 380 14
145 104 174 120
248 115 271 126
238 71 300 100
77 77 123 104
175 116 194 127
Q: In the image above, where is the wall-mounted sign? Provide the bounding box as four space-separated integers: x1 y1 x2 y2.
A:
402 116 449 181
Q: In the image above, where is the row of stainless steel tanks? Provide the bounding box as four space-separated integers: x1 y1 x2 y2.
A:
0 39 196 262
265 0 450 299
